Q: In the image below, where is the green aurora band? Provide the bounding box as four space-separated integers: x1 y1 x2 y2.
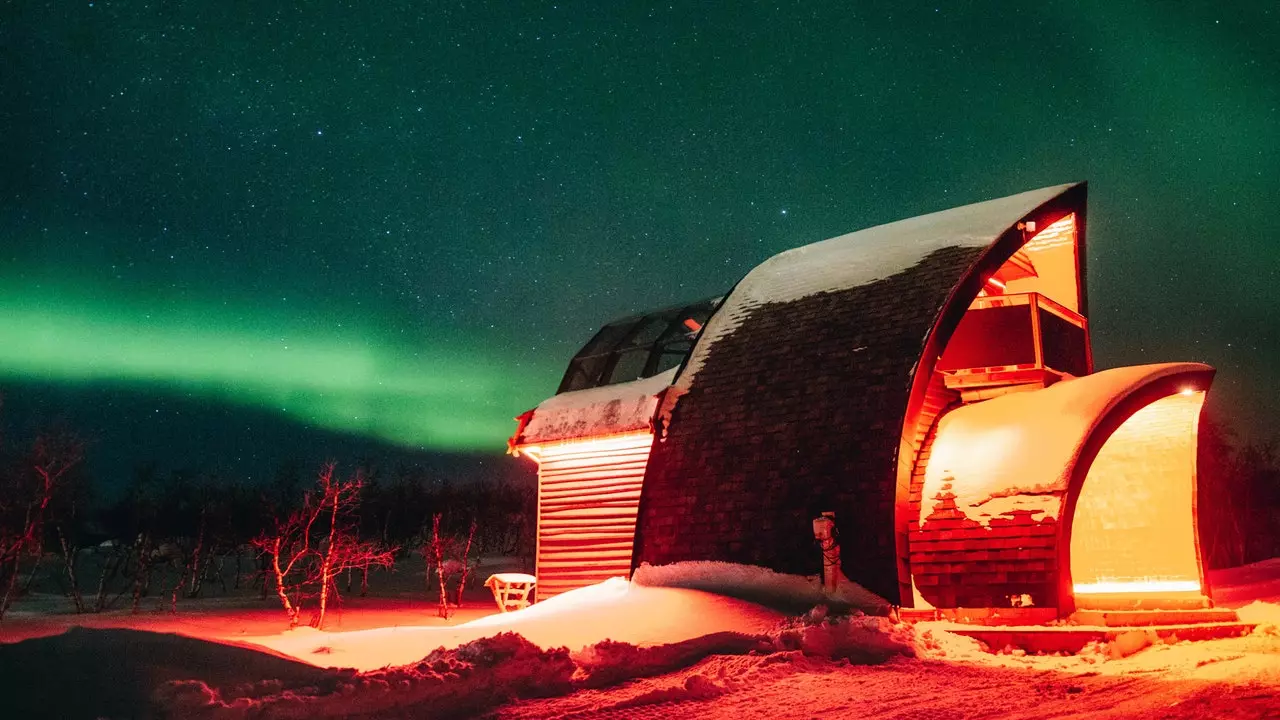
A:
0 281 558 452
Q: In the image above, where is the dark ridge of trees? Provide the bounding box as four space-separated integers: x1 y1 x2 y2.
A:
0 394 538 621
0 456 538 621
1198 413 1280 568
0 394 1276 621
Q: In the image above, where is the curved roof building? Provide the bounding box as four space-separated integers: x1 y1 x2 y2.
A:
511 182 1217 616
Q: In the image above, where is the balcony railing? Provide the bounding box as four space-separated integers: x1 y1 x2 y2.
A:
938 292 1091 386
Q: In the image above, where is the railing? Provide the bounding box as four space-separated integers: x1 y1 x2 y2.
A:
939 292 1092 382
969 292 1085 328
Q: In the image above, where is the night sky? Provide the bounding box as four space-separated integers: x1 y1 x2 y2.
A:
2 2 1277 491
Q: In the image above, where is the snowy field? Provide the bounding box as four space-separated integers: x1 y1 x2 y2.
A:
0 559 1277 719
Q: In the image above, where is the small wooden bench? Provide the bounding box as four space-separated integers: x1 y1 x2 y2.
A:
484 572 537 612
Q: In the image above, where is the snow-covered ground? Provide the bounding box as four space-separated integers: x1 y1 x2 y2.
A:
1210 557 1280 607
249 577 785 671
1 559 1277 719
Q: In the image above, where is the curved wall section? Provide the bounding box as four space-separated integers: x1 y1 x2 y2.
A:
634 184 1085 603
908 363 1212 609
1070 391 1206 598
634 246 986 601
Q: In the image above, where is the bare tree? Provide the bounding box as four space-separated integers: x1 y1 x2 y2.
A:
254 471 329 627
253 464 394 628
92 540 129 612
429 514 450 618
0 431 83 620
130 533 154 614
55 523 84 613
184 501 212 600
422 514 479 618
454 519 477 609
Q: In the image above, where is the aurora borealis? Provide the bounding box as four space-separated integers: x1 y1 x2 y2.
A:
2 2 1277 485
0 279 541 449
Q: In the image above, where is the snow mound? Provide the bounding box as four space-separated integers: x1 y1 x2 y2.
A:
1210 557 1280 608
770 607 915 663
250 577 783 670
574 608 914 688
1236 601 1280 632
911 623 993 661
154 613 918 717
0 627 341 719
633 560 891 615
500 618 923 720
157 632 575 719
575 632 771 688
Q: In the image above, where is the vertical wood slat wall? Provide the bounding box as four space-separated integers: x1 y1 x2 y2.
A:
534 433 654 600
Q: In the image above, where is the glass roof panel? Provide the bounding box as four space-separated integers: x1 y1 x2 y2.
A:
556 295 723 394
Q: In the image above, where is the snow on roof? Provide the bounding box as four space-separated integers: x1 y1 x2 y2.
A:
517 368 676 445
679 183 1079 385
920 362 1211 526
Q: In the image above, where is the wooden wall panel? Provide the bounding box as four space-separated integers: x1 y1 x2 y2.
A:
534 434 653 600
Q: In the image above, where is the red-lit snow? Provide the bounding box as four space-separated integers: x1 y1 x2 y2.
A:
2 558 1278 718
633 560 890 615
246 576 785 671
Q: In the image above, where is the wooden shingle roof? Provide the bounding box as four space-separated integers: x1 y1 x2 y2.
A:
634 183 1086 602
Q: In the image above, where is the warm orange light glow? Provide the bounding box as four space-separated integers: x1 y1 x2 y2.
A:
518 431 655 463
1000 212 1081 314
522 431 655 600
1022 214 1076 252
1073 579 1201 594
1070 391 1206 603
985 276 1007 291
1180 387 1196 396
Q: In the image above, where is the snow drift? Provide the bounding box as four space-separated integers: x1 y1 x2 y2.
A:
633 560 891 615
249 562 890 670
250 576 783 670
6 558 1278 719
156 611 914 718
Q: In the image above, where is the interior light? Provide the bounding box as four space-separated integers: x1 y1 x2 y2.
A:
1074 580 1201 594
516 431 654 464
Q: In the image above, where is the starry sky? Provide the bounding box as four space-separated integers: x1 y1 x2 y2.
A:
2 2 1276 490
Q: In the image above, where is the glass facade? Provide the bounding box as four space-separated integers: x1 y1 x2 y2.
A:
557 296 722 393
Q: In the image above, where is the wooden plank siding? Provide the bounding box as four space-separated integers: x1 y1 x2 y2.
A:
534 434 654 600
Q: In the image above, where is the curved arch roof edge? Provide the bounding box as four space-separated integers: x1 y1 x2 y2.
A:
921 362 1212 526
678 182 1082 388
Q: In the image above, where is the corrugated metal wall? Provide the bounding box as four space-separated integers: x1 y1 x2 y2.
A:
533 433 654 600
